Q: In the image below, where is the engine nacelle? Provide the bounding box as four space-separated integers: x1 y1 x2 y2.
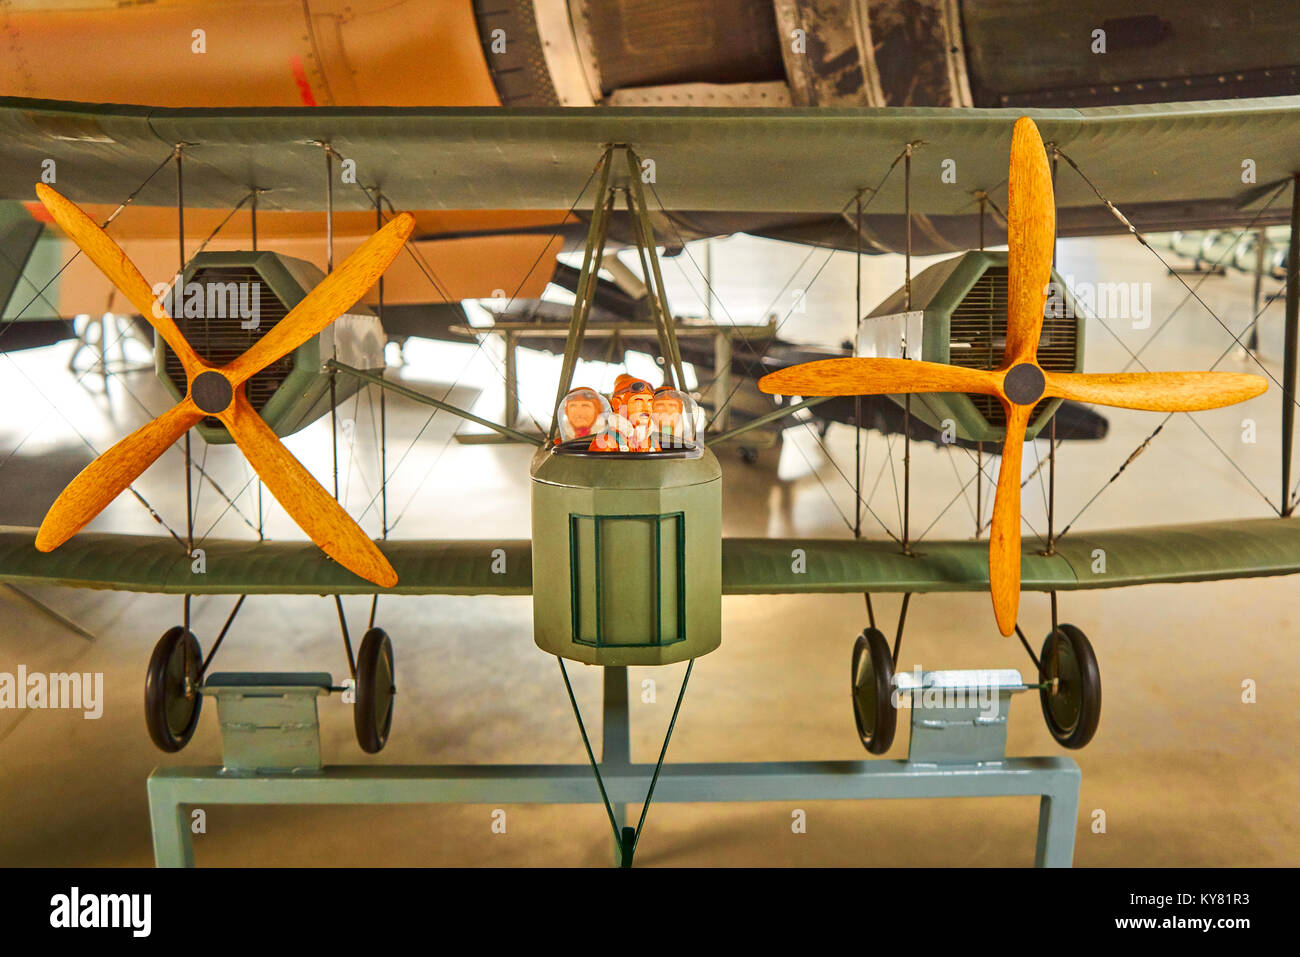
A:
155 250 385 444
859 250 1085 444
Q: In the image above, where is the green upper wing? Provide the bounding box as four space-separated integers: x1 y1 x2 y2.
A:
2 519 1297 596
0 96 1296 215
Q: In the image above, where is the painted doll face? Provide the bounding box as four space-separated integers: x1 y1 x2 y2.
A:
652 394 682 420
625 391 653 426
566 397 599 431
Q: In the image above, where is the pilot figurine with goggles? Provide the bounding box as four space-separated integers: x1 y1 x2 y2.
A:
589 374 660 452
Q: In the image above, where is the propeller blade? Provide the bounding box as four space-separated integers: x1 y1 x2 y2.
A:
1045 371 1268 412
223 213 415 387
758 357 1001 397
36 398 204 552
988 402 1032 637
1004 117 1055 368
219 392 397 588
35 183 202 378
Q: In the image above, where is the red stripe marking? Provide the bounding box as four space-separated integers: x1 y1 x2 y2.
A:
289 55 318 107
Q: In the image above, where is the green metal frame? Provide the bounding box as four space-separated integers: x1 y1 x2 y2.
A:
146 667 1081 868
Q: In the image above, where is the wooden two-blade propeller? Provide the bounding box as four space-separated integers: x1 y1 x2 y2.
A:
32 183 414 588
758 117 1268 636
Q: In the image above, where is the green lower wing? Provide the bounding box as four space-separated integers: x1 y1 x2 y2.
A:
1 519 1297 595
722 518 1300 593
0 528 531 595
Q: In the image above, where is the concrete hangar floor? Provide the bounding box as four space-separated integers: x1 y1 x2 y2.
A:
0 233 1296 867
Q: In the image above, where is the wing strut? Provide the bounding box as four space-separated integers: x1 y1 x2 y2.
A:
547 145 688 442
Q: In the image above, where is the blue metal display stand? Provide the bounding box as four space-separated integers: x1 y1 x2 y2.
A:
148 666 1080 867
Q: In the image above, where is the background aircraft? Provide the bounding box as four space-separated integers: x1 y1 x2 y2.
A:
2 1 1296 412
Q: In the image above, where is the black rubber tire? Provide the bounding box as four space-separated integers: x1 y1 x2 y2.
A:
1038 624 1102 749
851 627 897 755
144 626 203 752
354 627 395 754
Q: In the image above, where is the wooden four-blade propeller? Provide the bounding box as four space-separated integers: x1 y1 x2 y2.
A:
758 117 1268 636
32 183 414 588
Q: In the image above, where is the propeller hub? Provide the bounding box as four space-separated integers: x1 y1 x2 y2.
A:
191 371 233 414
1003 363 1045 406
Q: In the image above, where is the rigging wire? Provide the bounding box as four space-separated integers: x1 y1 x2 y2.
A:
0 150 179 340
646 149 913 540
364 187 562 436
650 146 911 427
0 152 210 542
1045 154 1290 532
0 352 189 549
0 180 266 540
348 160 607 530
1055 148 1295 402
1117 180 1290 372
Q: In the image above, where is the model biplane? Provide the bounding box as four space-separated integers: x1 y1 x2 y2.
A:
0 96 1297 854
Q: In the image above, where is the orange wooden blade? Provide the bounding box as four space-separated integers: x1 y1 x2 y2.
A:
1045 371 1267 412
989 402 1032 636
223 212 415 388
218 392 397 588
36 398 204 552
759 357 1002 397
1004 118 1055 368
35 183 203 379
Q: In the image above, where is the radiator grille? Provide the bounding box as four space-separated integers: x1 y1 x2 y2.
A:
947 266 1077 428
162 267 294 429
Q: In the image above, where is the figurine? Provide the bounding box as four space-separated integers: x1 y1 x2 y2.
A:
652 386 690 447
558 386 609 441
591 374 659 452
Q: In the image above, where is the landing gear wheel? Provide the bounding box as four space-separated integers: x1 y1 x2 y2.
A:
851 627 897 754
354 627 395 754
1038 624 1101 749
144 626 203 752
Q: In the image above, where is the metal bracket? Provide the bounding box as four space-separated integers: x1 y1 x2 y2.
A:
897 667 1027 764
202 672 332 775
